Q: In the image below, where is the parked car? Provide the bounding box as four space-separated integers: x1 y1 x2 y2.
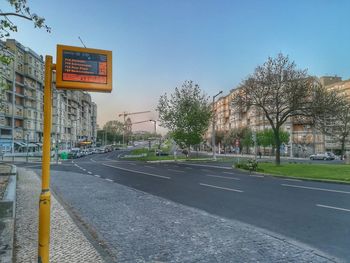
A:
68 148 82 159
309 152 335 160
156 150 169 156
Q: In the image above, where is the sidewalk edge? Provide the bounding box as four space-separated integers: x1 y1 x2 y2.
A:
0 164 17 263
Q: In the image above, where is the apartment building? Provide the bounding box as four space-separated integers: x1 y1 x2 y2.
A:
207 85 325 156
0 39 45 152
0 39 97 152
320 76 350 154
52 88 98 149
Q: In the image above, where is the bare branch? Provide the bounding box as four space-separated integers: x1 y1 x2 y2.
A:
0 12 32 20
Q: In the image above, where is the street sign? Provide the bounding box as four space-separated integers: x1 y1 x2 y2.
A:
56 45 112 92
38 45 113 262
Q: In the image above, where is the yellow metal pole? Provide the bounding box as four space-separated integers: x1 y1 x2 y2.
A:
38 55 54 263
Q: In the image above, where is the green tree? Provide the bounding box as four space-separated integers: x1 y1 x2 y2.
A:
233 53 316 165
102 120 124 144
0 0 50 44
157 80 212 154
223 128 240 147
215 130 226 149
241 127 253 153
256 129 289 154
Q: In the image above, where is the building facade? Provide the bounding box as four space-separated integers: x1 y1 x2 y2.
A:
208 75 350 156
321 76 350 154
0 39 97 153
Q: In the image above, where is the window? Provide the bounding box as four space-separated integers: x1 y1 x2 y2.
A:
1 129 11 136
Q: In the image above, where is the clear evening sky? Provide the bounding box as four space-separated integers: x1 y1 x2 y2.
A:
2 0 350 131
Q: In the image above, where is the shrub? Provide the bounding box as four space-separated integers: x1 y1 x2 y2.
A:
233 158 258 171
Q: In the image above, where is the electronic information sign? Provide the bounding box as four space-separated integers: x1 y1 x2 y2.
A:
56 45 112 92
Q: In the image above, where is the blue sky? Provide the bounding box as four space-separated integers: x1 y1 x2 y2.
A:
2 0 350 130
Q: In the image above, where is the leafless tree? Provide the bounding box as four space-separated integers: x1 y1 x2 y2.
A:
232 53 316 165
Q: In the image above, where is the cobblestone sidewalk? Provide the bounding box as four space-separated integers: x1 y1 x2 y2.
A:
14 168 105 263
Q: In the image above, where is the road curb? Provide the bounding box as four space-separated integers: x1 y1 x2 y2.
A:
0 164 17 263
229 164 350 185
177 162 350 185
252 170 350 185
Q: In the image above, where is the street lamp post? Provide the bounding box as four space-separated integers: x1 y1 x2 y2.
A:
212 91 223 160
149 120 156 134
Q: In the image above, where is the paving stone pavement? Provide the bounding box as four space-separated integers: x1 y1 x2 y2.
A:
13 168 105 263
49 169 341 263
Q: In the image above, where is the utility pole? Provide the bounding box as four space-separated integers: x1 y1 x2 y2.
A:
150 120 156 135
212 91 223 160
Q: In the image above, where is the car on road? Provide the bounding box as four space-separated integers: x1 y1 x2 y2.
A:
68 148 82 159
309 152 335 160
156 149 169 156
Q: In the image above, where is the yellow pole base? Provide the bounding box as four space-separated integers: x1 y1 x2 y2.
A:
38 190 51 263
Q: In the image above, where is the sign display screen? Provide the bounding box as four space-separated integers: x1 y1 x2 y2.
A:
56 45 112 92
62 50 107 84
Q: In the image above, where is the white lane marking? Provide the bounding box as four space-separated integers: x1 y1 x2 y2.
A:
205 174 240 180
105 178 113 182
223 172 235 175
144 165 155 169
94 175 101 178
102 163 171 180
316 204 350 213
200 183 243 193
249 174 264 178
282 184 350 195
81 168 86 171
74 164 78 167
90 158 97 163
167 169 185 173
282 178 302 182
87 171 92 174
181 163 232 170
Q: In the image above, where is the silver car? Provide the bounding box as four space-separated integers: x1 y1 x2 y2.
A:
309 152 335 160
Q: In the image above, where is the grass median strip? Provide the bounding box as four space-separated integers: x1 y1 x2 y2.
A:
258 163 350 183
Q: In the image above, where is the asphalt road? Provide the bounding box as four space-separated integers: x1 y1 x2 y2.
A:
17 150 350 261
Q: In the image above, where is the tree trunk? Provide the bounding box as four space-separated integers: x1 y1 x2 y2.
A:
341 137 346 160
276 145 281 165
274 129 281 165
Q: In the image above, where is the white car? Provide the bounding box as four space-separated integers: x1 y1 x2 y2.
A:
309 152 335 160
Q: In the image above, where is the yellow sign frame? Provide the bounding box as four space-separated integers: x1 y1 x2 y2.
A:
56 44 112 92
